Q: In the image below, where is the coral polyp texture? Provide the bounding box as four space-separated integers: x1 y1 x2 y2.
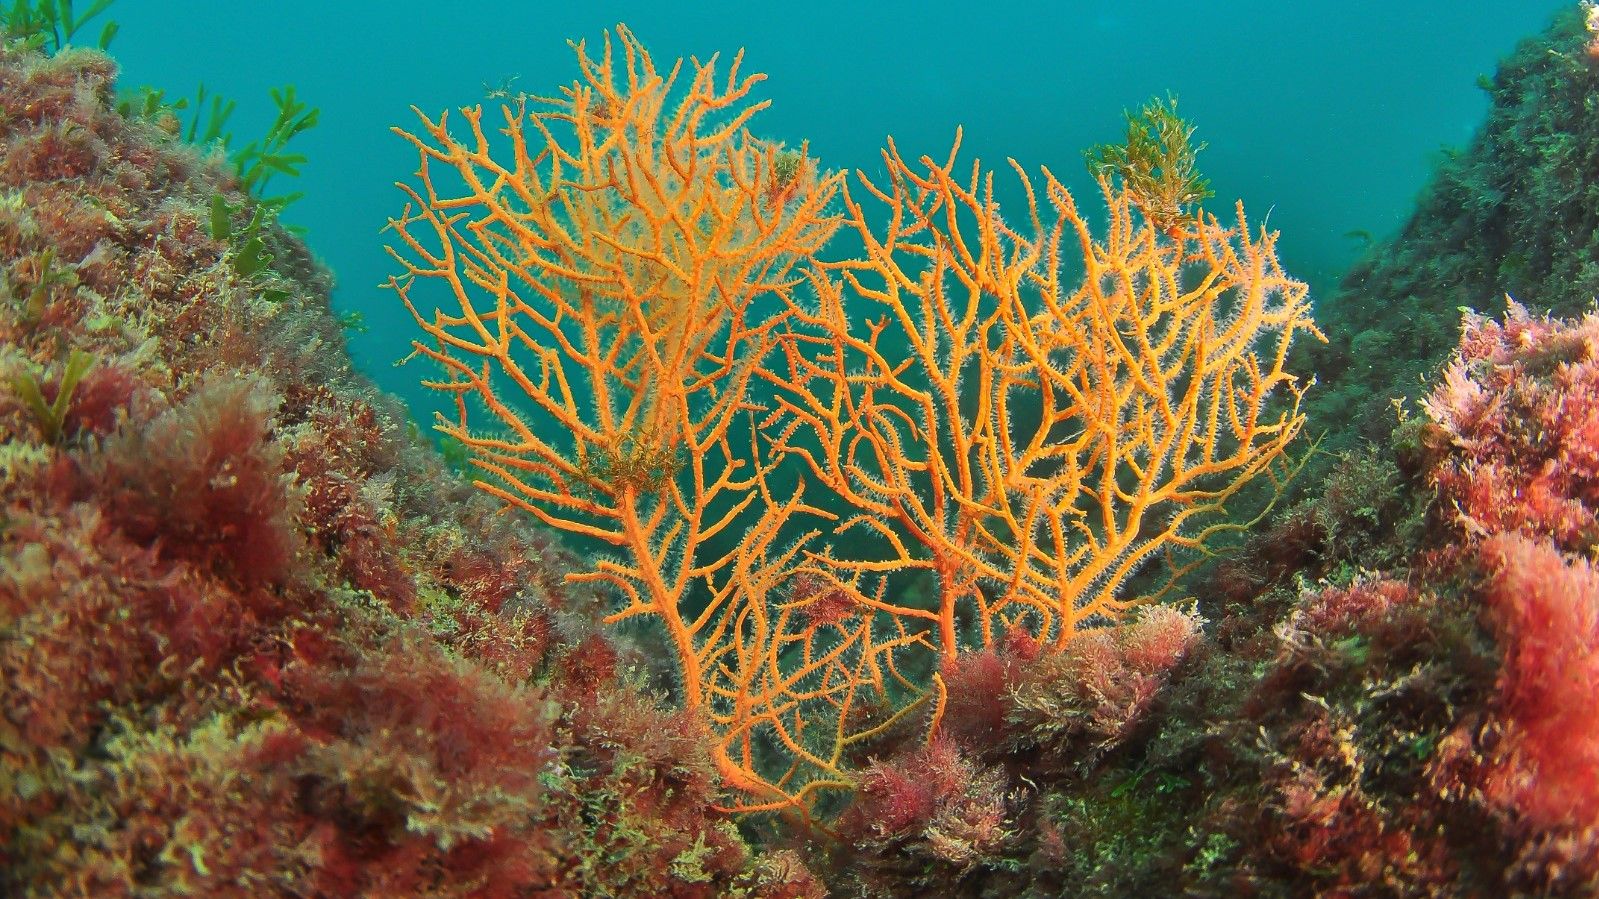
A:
389 25 1318 817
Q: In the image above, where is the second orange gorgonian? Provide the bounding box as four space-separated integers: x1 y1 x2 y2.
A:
775 132 1321 659
389 25 1321 817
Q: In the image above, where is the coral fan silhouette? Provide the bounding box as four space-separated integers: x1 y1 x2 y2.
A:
389 24 1319 815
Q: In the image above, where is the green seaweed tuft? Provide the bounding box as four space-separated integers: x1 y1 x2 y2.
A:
1085 93 1213 234
12 348 94 444
0 0 116 54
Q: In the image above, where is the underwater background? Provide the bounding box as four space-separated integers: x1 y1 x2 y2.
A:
110 0 1570 412
6 2 1599 895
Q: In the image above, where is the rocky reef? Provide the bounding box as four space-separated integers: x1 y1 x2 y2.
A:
1306 5 1599 454
0 43 803 897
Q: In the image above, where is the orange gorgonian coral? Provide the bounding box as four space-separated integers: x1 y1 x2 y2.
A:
777 132 1320 656
389 25 1319 816
387 25 927 816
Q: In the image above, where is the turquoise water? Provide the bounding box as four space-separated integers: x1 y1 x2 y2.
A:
108 1 1571 414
